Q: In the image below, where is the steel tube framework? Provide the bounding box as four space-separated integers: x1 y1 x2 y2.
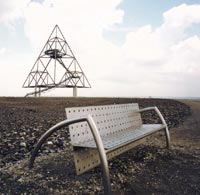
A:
23 25 91 97
139 106 171 149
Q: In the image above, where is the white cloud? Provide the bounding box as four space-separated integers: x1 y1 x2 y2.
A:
22 0 124 50
0 0 28 25
118 3 200 97
163 35 200 74
122 25 165 66
157 4 200 44
0 1 200 97
121 4 200 72
0 48 6 55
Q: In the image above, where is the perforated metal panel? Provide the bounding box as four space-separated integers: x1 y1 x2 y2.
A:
72 124 165 175
65 104 142 145
71 124 165 149
65 104 165 175
74 137 147 175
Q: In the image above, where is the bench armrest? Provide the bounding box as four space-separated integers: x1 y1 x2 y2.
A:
139 106 170 148
28 114 111 195
139 107 167 126
29 116 88 168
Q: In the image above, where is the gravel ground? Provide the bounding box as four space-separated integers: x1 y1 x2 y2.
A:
0 97 199 195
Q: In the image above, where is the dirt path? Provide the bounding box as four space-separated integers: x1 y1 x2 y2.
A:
171 100 200 150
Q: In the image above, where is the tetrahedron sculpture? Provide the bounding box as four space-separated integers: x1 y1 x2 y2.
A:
23 25 91 97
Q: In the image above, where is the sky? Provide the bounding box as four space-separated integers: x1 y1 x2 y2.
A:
0 0 200 98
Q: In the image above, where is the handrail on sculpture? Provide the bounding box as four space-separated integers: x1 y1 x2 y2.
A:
28 114 111 195
139 106 171 149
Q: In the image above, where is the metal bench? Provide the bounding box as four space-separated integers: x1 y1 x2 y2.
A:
29 103 170 195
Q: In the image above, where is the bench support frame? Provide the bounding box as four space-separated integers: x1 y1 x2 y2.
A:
29 106 170 195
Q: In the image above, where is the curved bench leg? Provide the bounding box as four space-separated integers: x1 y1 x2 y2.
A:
139 107 171 149
154 107 171 149
87 115 112 195
164 126 170 149
29 117 87 169
29 115 111 195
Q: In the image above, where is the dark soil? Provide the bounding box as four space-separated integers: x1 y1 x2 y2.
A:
0 97 199 195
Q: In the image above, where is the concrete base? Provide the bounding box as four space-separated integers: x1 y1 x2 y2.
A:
34 88 41 97
73 87 77 97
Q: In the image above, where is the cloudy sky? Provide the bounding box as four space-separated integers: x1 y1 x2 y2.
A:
0 0 200 97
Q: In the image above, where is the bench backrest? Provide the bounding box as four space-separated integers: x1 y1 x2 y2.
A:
65 103 142 145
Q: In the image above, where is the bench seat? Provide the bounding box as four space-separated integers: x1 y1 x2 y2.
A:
73 124 165 149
